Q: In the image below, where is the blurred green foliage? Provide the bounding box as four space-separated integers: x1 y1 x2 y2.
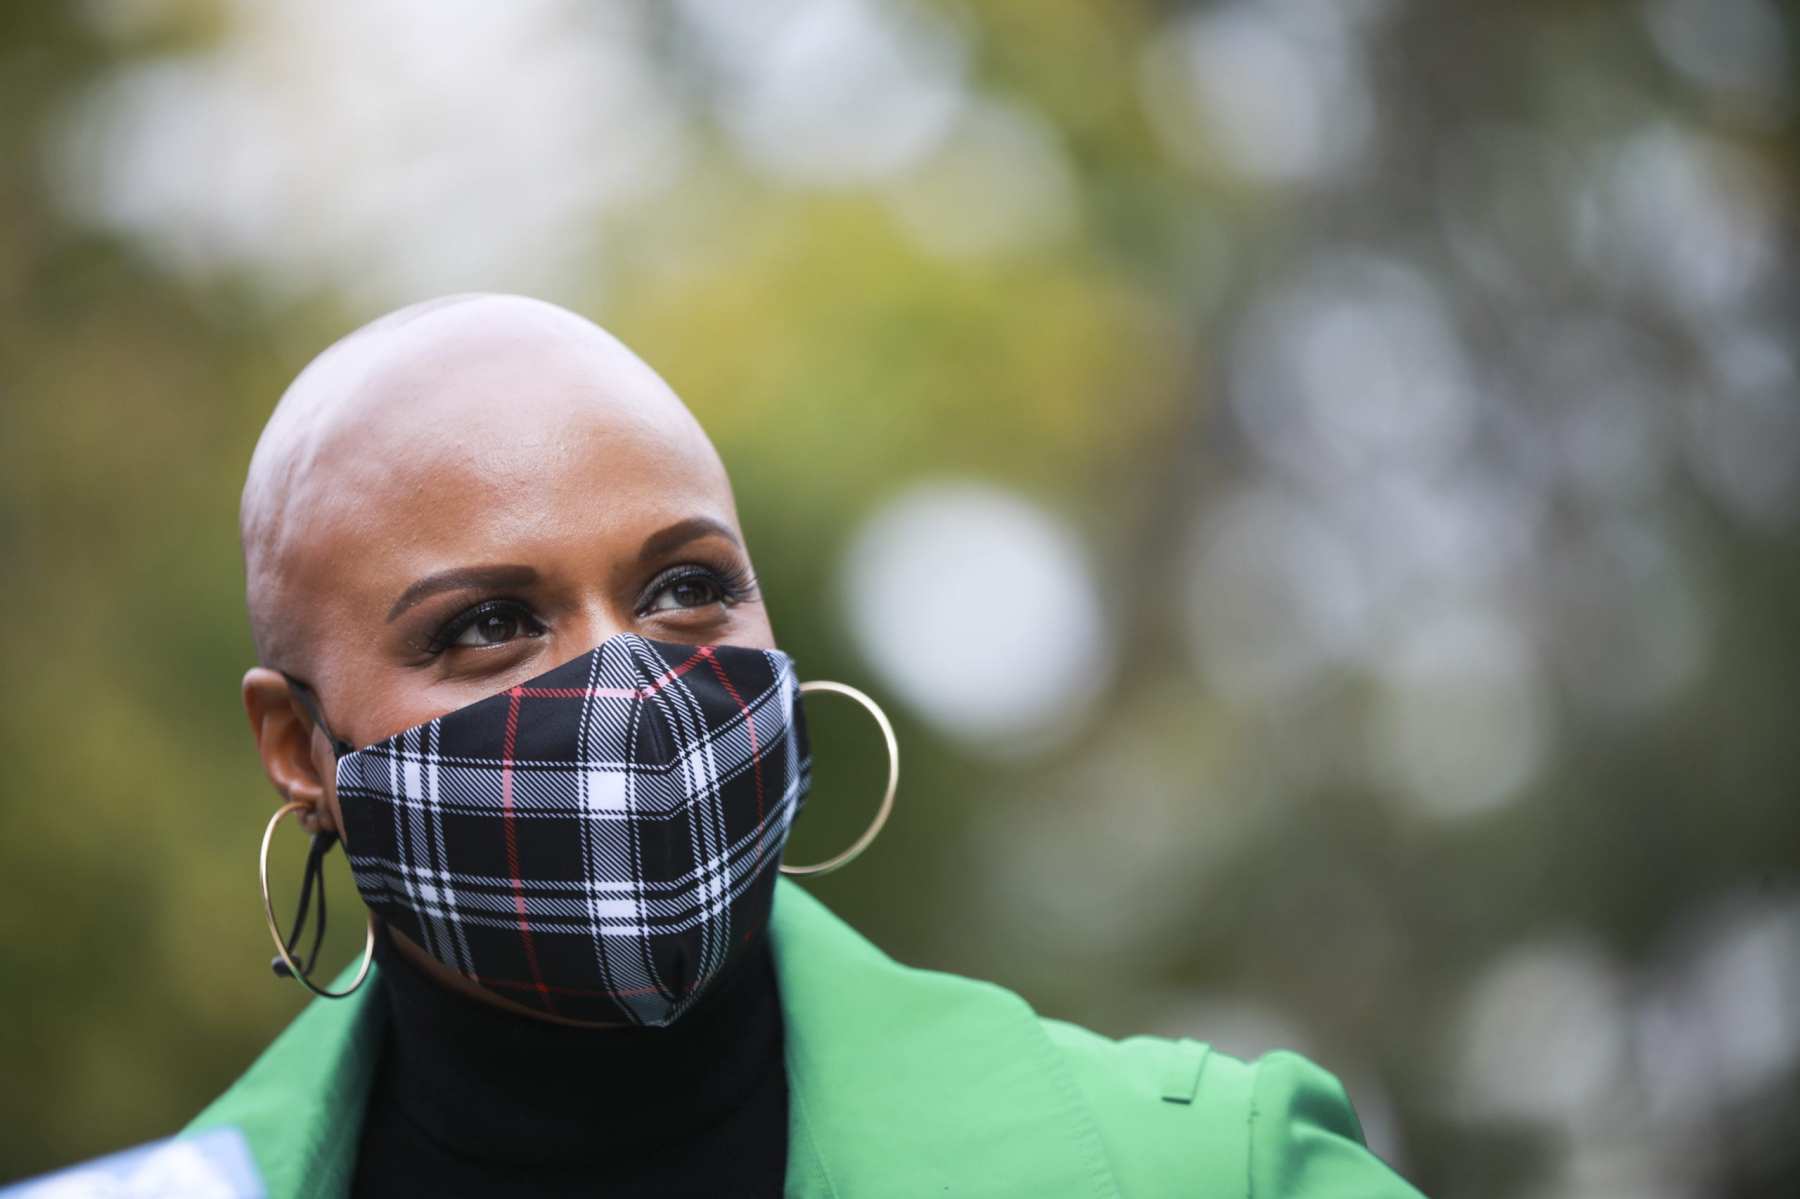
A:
2 2 1798 1196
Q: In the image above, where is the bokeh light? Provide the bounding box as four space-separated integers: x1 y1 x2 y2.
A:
839 480 1109 752
3 1 1797 1193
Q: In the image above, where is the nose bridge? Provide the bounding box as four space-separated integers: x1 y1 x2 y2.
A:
562 592 634 657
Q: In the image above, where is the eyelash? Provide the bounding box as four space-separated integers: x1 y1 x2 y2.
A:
420 563 760 656
635 562 760 617
422 599 544 656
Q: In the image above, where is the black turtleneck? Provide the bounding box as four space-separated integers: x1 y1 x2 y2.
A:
350 926 789 1198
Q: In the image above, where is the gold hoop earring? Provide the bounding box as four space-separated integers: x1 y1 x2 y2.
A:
259 800 375 999
781 681 899 878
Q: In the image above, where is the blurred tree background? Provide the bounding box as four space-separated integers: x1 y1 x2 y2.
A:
2 1 1797 1195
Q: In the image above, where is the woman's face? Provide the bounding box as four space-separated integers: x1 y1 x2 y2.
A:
242 301 774 844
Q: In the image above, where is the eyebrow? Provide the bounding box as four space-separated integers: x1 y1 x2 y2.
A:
383 519 740 622
386 564 539 621
637 516 741 564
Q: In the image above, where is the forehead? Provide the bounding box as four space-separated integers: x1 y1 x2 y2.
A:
276 309 736 616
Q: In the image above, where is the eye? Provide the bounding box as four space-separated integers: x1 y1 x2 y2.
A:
436 600 545 651
638 563 758 617
644 571 726 613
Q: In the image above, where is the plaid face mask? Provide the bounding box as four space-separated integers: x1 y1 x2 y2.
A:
323 634 810 1027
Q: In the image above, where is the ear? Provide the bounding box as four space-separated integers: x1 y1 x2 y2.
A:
243 667 339 835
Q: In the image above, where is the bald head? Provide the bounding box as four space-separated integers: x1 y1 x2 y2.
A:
241 294 730 674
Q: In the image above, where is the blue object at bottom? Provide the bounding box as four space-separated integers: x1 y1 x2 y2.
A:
0 1127 264 1198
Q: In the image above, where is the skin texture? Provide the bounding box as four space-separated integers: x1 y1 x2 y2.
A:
240 294 776 1025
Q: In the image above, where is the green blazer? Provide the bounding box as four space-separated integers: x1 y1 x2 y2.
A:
187 880 1422 1197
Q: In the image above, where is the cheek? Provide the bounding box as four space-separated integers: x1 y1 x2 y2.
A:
731 604 779 652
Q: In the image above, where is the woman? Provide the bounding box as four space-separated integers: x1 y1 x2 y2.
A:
189 294 1422 1196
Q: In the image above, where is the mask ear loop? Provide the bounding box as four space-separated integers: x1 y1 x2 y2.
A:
260 801 376 998
780 681 899 878
280 672 355 758
271 828 334 980
261 672 373 997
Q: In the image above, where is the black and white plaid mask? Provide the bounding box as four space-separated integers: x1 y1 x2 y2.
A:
326 634 810 1027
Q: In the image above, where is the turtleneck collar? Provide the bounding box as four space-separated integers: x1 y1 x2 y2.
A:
352 921 788 1191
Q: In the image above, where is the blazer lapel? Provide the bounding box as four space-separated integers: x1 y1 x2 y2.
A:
770 880 1120 1198
184 968 384 1198
195 882 1121 1198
